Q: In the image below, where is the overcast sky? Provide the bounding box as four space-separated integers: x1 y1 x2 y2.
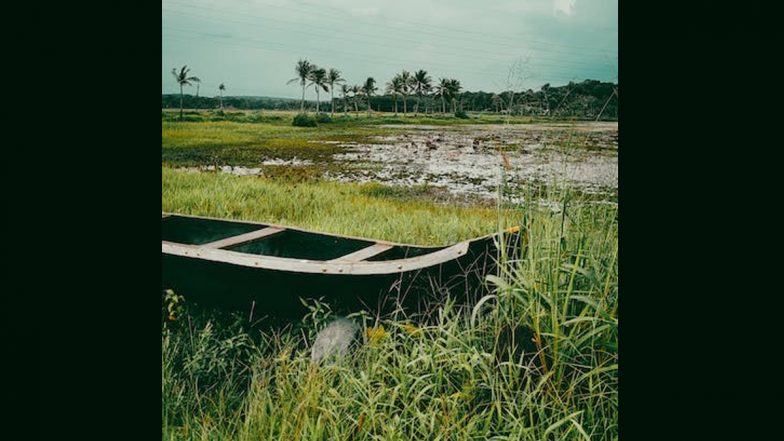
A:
162 0 617 98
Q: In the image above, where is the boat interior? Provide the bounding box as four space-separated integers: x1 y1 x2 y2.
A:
162 214 447 263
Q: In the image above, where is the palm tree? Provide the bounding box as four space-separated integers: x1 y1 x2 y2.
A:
308 67 329 113
171 65 199 120
326 68 345 116
385 75 404 116
435 78 449 114
218 83 226 110
399 70 411 115
350 85 361 117
411 70 432 116
361 77 377 117
447 79 462 113
340 84 350 115
287 59 314 113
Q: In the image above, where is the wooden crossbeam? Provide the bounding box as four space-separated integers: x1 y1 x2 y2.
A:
201 227 285 249
330 243 394 262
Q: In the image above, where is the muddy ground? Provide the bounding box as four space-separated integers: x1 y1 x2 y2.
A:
185 122 618 204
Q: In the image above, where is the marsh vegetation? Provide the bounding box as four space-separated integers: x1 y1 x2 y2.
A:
162 66 618 441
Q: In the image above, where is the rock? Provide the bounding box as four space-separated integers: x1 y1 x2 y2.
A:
311 318 361 362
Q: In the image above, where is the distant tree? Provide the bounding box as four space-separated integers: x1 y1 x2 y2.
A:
171 65 199 120
503 90 517 115
411 70 432 116
287 59 314 113
447 79 462 113
326 68 345 116
192 77 201 97
340 84 350 115
595 86 618 121
361 77 377 117
161 77 617 119
386 74 405 116
552 83 575 116
541 83 551 115
307 67 329 112
350 84 361 117
218 83 226 110
491 93 502 113
399 70 411 115
435 78 449 114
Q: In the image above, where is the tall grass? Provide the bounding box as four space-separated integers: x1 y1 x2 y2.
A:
162 183 618 440
162 167 517 245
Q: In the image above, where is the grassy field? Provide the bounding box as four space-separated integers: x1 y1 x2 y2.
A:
162 109 565 125
162 167 518 245
162 109 575 167
162 112 618 440
162 188 618 440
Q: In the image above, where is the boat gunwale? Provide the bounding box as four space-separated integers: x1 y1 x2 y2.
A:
161 212 516 275
162 240 473 275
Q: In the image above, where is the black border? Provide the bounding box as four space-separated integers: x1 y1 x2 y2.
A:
620 1 768 438
8 1 770 439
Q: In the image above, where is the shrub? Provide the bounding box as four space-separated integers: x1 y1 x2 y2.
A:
315 113 332 123
455 109 469 119
292 113 318 127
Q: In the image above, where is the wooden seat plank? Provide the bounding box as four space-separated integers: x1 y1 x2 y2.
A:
329 243 394 262
201 227 285 249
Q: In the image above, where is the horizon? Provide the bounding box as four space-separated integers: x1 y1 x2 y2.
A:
161 78 618 101
162 0 618 100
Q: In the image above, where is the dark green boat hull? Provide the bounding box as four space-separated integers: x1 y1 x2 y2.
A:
162 235 516 318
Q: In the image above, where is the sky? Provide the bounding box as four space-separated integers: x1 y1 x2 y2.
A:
162 0 617 98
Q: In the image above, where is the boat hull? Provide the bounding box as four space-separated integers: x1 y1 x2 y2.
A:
162 235 512 317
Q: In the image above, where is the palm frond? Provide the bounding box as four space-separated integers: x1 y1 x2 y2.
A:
327 68 343 84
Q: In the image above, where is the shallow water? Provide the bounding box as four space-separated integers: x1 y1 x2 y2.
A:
177 122 618 203
329 122 617 200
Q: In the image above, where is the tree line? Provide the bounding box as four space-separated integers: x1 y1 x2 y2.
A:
166 61 618 120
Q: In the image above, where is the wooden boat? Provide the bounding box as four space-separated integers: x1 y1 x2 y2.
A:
162 212 521 317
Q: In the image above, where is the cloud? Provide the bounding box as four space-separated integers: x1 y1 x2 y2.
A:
349 7 379 17
553 0 576 15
